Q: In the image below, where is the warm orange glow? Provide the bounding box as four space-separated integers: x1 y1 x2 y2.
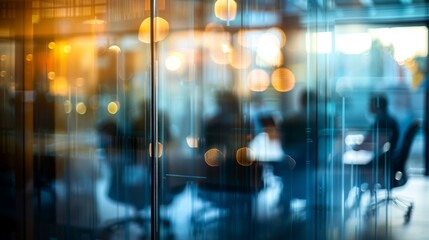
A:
144 0 165 10
209 42 231 65
203 23 226 48
204 23 231 64
48 72 55 80
0 71 6 78
247 69 270 92
63 45 71 53
138 17 170 44
229 47 252 69
271 68 296 92
49 76 68 96
204 148 225 167
214 0 237 21
0 55 6 61
236 147 254 166
149 142 163 158
82 19 105 25
76 77 84 87
25 54 33 62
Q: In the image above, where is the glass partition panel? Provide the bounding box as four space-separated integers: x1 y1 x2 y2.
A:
1 0 429 239
329 24 427 239
157 0 318 239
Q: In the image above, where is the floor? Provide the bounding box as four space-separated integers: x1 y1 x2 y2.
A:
345 175 429 240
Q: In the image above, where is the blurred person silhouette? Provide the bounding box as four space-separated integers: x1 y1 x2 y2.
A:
203 90 256 189
277 89 318 217
352 93 399 154
97 119 149 210
249 93 272 136
249 114 284 162
351 93 400 191
131 99 171 146
130 99 180 206
197 90 263 238
0 85 16 237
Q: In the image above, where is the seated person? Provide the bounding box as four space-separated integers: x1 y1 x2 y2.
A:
352 93 400 190
249 114 284 162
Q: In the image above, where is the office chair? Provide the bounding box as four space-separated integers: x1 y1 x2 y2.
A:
96 122 174 239
366 120 420 223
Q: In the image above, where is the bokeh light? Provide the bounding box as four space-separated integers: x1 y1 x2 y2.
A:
209 42 231 65
204 148 225 167
108 45 121 53
165 52 184 72
0 71 6 77
107 101 119 115
25 54 33 62
149 142 163 158
229 47 251 69
257 32 282 66
64 100 72 114
271 68 295 92
214 0 237 21
63 45 72 53
237 29 262 48
49 76 68 96
186 136 199 148
267 27 287 48
138 17 170 43
1 55 6 61
236 147 254 166
48 72 55 80
75 102 87 115
247 69 270 92
48 42 56 50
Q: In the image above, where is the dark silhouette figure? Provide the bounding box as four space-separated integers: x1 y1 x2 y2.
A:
352 93 400 191
202 90 260 190
97 120 149 210
352 93 399 155
276 89 318 220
